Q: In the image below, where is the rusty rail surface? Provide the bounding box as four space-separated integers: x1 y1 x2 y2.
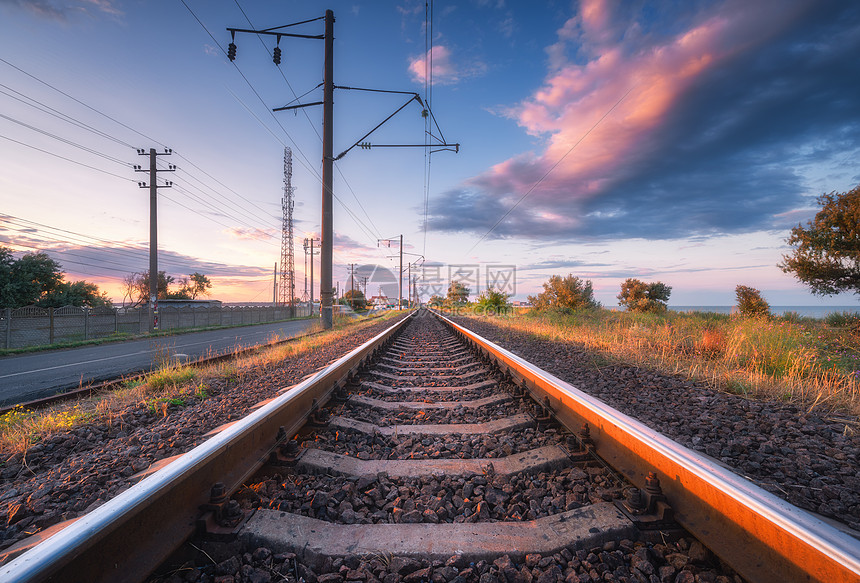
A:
435 311 860 583
0 313 413 583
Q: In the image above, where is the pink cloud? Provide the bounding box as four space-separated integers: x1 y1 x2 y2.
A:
482 0 811 206
409 45 485 85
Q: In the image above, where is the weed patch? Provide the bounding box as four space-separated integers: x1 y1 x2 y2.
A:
466 309 859 417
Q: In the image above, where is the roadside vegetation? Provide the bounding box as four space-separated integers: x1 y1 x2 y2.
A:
0 310 398 454
457 293 860 418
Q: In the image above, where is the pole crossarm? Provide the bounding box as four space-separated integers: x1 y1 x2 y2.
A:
358 143 460 153
335 86 422 98
335 95 422 160
273 101 323 112
225 27 324 40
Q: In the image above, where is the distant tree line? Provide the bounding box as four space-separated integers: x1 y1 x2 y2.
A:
0 246 111 309
122 271 212 307
0 245 215 310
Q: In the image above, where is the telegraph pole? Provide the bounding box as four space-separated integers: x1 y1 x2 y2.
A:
228 9 457 325
304 237 320 313
320 9 335 329
273 262 278 304
348 263 356 309
134 147 173 333
378 236 403 310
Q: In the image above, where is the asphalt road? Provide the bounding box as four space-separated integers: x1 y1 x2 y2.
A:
0 319 318 406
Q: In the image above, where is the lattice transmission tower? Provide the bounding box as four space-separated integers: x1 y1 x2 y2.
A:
279 147 296 306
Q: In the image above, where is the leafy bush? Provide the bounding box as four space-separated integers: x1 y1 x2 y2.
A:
825 311 860 326
735 285 770 318
617 278 671 313
528 274 600 311
446 281 470 305
475 287 512 314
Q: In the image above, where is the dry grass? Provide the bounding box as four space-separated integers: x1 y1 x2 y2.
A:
0 312 400 456
466 308 860 418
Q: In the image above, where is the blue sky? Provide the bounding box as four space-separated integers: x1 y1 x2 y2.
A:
1 0 858 307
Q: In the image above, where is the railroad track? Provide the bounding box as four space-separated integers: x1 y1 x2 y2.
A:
2 310 859 583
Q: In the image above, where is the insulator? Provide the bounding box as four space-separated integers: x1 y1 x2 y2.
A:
227 42 237 61
273 46 282 65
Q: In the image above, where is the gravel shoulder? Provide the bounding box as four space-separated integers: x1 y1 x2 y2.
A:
450 315 860 533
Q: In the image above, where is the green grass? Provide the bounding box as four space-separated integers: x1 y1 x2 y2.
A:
465 307 860 417
0 310 402 454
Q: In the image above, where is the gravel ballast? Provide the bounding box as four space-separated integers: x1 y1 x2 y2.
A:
449 315 860 533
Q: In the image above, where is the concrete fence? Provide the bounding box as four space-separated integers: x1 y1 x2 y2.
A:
0 304 312 350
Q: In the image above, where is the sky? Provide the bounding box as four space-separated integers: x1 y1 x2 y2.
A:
1 0 859 307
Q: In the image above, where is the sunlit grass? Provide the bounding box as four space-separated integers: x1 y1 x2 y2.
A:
0 311 401 456
464 308 860 418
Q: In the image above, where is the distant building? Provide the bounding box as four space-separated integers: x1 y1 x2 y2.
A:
153 299 223 309
369 295 394 308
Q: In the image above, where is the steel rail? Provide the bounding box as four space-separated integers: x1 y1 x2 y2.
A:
0 313 413 583
434 311 860 583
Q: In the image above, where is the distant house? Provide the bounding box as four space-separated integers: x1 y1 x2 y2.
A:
154 299 223 309
369 295 394 308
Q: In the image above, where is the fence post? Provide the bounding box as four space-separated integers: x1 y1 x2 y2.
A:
4 308 10 349
115 308 118 335
84 308 89 340
49 307 55 345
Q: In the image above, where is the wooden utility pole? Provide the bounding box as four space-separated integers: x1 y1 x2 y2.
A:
134 148 174 332
320 9 335 328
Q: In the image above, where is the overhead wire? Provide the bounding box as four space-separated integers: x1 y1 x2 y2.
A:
0 58 286 283
422 0 434 258
0 57 165 148
231 0 386 245
168 183 277 239
1 216 211 273
0 112 131 166
1 58 280 241
0 83 135 148
0 133 136 182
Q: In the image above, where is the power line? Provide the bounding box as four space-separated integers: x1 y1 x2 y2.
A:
0 112 130 166
1 217 214 274
173 150 273 219
0 83 135 148
0 57 165 148
209 1 387 246
170 181 277 236
1 57 281 240
0 133 136 182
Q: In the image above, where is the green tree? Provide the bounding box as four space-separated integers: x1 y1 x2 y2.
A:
0 248 63 308
475 287 511 314
123 270 176 306
342 289 367 310
0 247 15 308
447 280 470 304
779 185 860 297
185 272 212 299
528 274 599 311
617 278 672 313
39 281 112 308
0 247 110 308
428 294 445 307
735 285 770 318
